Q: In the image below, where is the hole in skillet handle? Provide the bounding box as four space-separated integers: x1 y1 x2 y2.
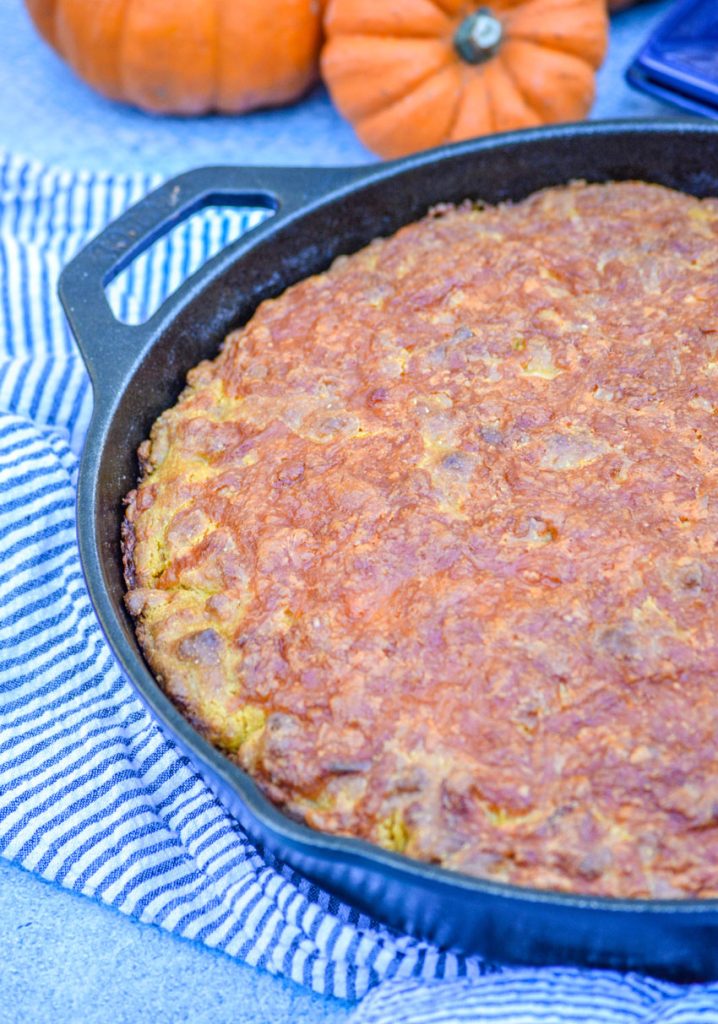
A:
105 200 275 326
59 165 364 406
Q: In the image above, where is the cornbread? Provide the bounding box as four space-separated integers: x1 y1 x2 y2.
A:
123 181 718 898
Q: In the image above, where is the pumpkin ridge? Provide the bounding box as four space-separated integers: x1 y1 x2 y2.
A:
322 35 456 121
355 62 463 158
449 68 492 141
485 56 539 131
500 39 596 122
324 0 453 39
23 0 58 50
429 0 466 16
481 64 497 136
55 0 80 73
501 0 607 68
116 0 135 101
505 34 598 65
508 36 595 71
497 49 542 121
444 63 473 141
209 0 220 110
334 32 453 43
51 0 63 54
353 55 456 124
322 28 449 40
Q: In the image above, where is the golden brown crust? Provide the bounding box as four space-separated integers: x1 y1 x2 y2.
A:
123 181 718 898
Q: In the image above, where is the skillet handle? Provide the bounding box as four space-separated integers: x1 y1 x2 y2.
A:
58 164 364 395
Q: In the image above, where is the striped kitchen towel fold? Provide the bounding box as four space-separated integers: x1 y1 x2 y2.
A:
1 150 717 1021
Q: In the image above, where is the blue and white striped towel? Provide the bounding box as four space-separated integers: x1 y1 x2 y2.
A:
1 150 717 1023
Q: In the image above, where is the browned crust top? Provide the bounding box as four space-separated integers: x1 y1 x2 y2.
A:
124 181 718 898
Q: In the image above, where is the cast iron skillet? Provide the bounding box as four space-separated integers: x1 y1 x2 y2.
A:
60 121 718 981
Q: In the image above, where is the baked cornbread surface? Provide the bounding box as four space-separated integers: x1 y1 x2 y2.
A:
123 181 718 898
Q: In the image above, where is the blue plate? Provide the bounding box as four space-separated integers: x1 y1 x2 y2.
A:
626 0 718 118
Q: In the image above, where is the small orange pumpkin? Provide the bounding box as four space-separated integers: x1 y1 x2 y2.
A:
322 0 608 159
25 0 323 115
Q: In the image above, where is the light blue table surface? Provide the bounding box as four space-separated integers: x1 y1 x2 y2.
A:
0 1 681 1021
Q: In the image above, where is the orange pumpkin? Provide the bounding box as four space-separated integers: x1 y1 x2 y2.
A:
321 0 608 159
25 0 323 115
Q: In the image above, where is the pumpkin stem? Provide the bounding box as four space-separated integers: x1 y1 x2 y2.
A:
454 8 504 65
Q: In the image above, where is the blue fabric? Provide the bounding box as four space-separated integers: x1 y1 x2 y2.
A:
1 149 717 1024
352 973 718 1024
